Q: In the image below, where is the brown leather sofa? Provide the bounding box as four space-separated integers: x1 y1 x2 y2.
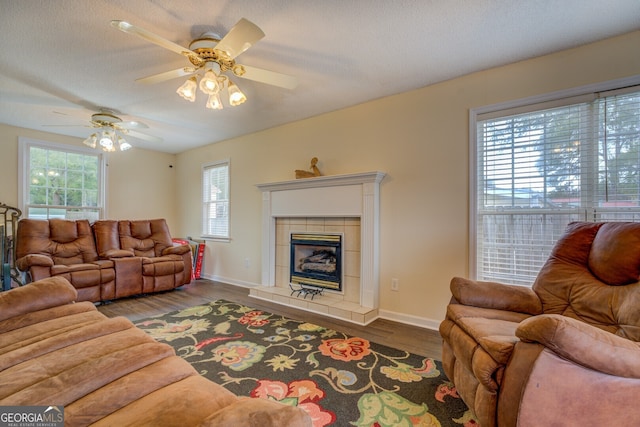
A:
15 218 192 303
0 277 311 426
93 219 193 299
440 222 640 426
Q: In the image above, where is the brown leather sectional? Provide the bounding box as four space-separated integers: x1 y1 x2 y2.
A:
0 277 311 426
15 218 192 303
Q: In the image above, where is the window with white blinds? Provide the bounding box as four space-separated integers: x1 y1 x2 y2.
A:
473 84 640 286
202 160 229 239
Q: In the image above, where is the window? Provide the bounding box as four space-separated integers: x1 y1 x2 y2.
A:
19 138 106 221
202 160 229 239
472 80 640 285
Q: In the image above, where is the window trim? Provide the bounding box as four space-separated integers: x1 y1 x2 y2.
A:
201 158 230 242
469 74 640 280
18 137 108 220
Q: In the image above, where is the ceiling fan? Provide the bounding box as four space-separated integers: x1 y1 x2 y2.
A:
111 18 298 109
47 109 162 152
83 109 163 152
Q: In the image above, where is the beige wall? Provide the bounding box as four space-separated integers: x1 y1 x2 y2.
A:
175 30 640 327
0 124 180 228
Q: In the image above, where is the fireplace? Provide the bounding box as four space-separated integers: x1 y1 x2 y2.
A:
253 171 386 325
290 233 342 292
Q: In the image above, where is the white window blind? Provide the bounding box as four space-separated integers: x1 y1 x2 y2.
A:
474 85 640 285
202 160 229 239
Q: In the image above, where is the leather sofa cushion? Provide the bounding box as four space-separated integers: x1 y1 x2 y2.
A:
51 263 101 274
118 219 174 257
441 318 502 392
589 222 640 286
140 256 184 274
93 220 126 258
0 276 78 323
85 375 241 427
534 222 640 340
0 314 131 372
16 218 100 264
442 305 529 394
447 305 525 365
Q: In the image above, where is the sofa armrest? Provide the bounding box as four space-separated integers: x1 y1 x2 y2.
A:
450 276 542 315
516 314 640 378
92 259 115 268
102 249 134 258
0 276 78 322
162 244 190 256
15 253 54 270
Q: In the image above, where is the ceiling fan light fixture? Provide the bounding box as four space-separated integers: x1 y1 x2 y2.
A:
117 136 132 151
199 62 222 95
227 81 247 106
99 130 116 152
199 69 219 95
100 141 116 152
206 93 224 110
83 133 97 148
177 76 198 102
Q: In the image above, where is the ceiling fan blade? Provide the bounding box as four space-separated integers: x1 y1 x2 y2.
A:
111 20 200 63
136 67 197 85
215 18 265 59
118 120 149 130
236 65 298 90
42 124 89 127
126 130 163 143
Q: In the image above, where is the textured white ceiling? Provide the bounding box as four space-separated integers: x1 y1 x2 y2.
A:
1 0 639 153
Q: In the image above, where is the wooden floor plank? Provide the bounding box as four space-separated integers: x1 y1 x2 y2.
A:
97 279 444 359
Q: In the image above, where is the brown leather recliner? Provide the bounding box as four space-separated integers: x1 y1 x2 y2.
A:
440 221 640 427
93 219 192 298
14 218 115 302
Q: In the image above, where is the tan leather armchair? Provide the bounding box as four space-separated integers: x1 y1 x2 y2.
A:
93 219 192 297
440 222 640 426
14 218 115 302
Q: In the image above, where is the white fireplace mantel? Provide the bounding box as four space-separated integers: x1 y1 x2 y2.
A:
254 171 385 323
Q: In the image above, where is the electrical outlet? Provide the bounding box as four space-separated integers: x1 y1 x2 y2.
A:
244 258 250 269
391 278 399 291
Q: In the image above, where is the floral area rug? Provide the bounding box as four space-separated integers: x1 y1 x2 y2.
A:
134 299 477 427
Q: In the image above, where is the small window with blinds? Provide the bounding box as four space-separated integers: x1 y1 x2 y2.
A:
202 160 230 239
473 83 640 286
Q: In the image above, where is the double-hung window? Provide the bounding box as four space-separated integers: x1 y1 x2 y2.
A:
202 160 230 239
472 80 640 286
19 138 106 221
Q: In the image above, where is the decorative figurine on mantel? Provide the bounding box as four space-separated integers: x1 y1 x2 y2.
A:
295 157 322 179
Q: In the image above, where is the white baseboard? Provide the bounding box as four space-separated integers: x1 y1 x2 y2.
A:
377 309 441 331
202 274 259 289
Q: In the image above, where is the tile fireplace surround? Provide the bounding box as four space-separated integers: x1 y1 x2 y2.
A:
252 171 385 325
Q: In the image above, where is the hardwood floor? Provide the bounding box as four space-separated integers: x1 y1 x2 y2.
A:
97 279 444 360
